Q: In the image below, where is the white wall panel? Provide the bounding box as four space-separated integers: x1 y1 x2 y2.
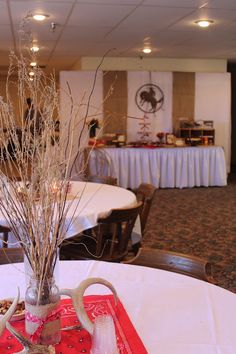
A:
195 73 231 172
60 71 103 176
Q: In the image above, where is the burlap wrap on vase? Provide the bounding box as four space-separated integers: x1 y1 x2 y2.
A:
25 301 61 345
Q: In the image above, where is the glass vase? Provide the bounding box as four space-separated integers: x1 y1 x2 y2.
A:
25 276 61 345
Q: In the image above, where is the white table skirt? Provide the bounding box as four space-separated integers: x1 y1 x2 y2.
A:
0 260 235 354
88 146 227 189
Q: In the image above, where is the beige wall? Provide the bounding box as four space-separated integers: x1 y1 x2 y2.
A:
78 57 227 73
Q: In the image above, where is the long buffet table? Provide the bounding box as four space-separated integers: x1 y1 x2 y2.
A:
87 146 227 189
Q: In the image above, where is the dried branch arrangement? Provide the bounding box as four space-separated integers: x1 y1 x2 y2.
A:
0 51 90 288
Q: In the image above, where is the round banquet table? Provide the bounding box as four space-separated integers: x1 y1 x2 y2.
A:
0 181 138 246
0 260 235 354
62 181 138 238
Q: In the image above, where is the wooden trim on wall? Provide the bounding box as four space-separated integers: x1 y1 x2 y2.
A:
103 71 127 134
172 72 195 134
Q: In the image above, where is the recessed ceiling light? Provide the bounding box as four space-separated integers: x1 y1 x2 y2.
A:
30 62 37 67
31 45 39 53
143 47 152 54
29 77 34 81
195 19 214 28
33 14 49 21
29 71 35 76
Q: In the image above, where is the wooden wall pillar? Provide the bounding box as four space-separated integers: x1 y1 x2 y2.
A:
103 71 127 134
172 72 195 134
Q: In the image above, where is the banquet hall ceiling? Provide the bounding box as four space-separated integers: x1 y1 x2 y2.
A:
1 0 236 71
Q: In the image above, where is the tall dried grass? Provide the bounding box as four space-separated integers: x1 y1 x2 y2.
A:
0 51 92 290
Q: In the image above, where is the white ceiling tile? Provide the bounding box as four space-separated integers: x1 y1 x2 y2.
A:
67 3 136 27
117 6 195 30
168 8 236 30
0 0 10 25
208 0 236 10
143 0 213 8
53 41 92 55
0 25 15 41
85 42 130 56
59 26 112 42
77 0 141 3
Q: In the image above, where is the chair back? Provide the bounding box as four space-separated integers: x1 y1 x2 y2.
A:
135 183 156 232
0 225 11 248
124 247 214 283
60 202 142 262
0 247 24 264
96 201 142 260
85 175 117 186
84 147 113 177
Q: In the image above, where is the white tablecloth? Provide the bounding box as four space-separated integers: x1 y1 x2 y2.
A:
0 182 138 246
88 146 227 189
0 260 235 354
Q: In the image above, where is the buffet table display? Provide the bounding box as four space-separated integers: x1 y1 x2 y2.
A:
87 146 227 189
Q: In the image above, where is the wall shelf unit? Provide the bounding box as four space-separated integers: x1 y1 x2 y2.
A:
179 127 215 145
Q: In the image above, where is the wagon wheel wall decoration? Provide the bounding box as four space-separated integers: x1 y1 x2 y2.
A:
135 83 164 113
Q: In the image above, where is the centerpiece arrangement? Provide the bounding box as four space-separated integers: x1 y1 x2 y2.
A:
0 49 119 349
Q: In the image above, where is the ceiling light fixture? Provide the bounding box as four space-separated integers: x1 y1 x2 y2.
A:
29 71 35 76
33 14 49 21
143 47 152 54
195 19 214 28
30 62 37 67
31 45 39 53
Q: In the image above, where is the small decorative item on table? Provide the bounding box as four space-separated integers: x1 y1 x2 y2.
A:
157 131 165 144
91 314 119 354
166 133 175 145
175 138 186 147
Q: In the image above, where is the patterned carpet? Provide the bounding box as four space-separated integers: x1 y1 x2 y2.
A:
143 174 236 293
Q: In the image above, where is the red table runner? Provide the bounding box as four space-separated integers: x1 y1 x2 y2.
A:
0 295 147 353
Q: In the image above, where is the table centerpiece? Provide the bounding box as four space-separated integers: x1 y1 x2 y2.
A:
0 49 109 346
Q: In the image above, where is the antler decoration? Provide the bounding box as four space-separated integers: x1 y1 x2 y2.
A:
60 277 118 335
6 322 55 354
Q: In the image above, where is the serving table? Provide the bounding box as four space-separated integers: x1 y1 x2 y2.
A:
0 260 235 353
87 145 227 189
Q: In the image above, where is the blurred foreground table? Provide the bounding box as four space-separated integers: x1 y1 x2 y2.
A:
0 260 235 354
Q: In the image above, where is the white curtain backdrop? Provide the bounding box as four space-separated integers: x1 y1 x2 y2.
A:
127 71 173 142
60 71 103 176
194 73 231 172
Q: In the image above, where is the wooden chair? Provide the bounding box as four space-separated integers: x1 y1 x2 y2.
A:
0 247 24 264
0 225 11 248
60 201 142 262
123 247 214 283
134 183 156 233
85 175 117 186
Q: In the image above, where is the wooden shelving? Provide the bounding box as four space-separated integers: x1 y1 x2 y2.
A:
179 127 215 145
